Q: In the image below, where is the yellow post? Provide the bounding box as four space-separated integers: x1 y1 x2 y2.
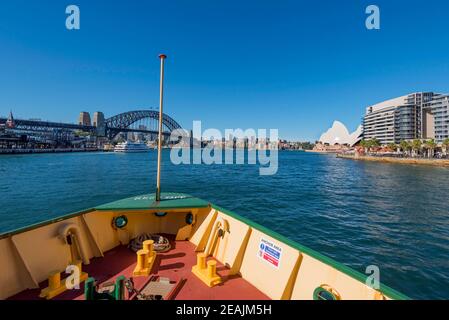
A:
73 260 89 286
143 240 154 257
137 249 149 269
48 271 60 290
191 253 222 287
75 261 82 273
197 253 207 269
133 249 154 277
39 263 88 299
207 260 217 278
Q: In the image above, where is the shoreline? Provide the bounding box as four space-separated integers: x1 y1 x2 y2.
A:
0 148 100 155
305 150 340 154
337 154 449 167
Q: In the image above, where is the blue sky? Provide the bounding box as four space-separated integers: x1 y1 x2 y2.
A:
1 0 449 141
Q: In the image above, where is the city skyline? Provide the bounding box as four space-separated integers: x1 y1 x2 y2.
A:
1 1 449 141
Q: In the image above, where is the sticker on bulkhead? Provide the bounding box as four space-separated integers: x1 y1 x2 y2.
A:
258 238 282 268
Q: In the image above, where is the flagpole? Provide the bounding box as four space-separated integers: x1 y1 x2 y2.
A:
156 54 167 202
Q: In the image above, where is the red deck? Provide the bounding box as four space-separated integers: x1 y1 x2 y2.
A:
9 238 270 300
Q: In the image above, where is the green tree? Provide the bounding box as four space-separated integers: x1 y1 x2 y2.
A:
412 139 422 157
400 140 409 155
425 139 437 158
360 140 369 153
405 141 412 156
387 143 397 152
443 138 449 156
300 142 314 150
370 138 381 148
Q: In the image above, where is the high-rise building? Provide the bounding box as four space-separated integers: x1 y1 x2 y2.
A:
363 92 437 144
93 112 105 136
427 94 449 142
92 112 105 127
78 112 91 126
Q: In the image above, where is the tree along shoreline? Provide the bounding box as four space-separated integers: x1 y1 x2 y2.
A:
359 138 449 159
337 153 449 167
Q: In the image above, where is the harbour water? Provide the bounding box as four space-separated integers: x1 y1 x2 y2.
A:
1 151 449 299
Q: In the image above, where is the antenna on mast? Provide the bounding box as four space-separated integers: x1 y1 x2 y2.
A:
156 54 167 202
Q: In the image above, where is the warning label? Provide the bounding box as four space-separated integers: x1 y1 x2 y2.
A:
258 238 282 268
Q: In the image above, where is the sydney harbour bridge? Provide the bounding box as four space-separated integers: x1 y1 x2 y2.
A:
101 110 182 140
0 110 183 144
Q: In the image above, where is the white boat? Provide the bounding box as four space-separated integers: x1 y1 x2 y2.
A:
114 141 150 153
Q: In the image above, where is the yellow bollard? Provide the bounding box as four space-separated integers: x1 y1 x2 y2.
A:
374 291 386 300
133 248 156 277
138 249 149 268
73 260 89 286
191 253 222 287
39 262 88 300
40 270 64 299
207 261 217 278
197 253 207 270
143 240 154 257
75 261 83 273
48 271 61 290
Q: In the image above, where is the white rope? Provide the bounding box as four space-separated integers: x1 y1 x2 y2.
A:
129 234 171 253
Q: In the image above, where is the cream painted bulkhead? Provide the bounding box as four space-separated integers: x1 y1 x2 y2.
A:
0 203 407 300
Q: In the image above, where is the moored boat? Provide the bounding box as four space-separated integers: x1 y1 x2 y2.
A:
114 141 150 153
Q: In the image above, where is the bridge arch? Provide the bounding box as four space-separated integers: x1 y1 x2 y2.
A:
105 110 181 131
105 110 182 139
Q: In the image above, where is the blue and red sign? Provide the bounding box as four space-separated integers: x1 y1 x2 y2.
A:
258 238 282 268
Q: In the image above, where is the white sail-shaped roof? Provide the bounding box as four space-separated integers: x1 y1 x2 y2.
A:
319 121 362 146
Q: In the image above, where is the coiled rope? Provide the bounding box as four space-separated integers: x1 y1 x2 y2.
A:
129 234 171 253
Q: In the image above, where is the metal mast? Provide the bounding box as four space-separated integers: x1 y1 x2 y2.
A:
156 54 167 202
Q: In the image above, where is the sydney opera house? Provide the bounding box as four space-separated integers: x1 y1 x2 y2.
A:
314 121 362 152
316 91 449 152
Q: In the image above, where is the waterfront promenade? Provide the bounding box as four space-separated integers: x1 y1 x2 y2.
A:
337 153 449 167
0 147 99 155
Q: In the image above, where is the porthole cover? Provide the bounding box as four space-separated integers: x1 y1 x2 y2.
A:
186 213 194 225
313 285 340 300
112 215 128 229
154 212 168 218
